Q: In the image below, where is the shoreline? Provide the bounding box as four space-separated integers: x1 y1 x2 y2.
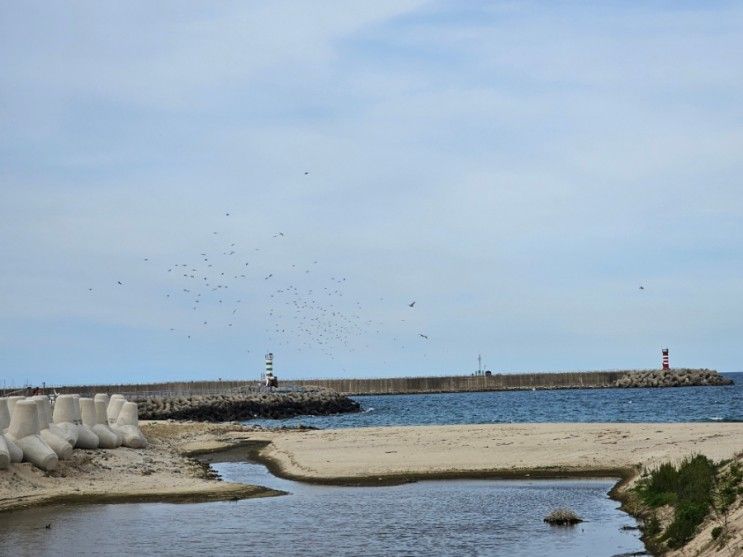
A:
0 422 285 514
3 421 740 555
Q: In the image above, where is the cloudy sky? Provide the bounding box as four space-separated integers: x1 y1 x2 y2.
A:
2 1 742 386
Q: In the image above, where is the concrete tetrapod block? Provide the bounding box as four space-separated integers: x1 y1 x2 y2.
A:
34 396 71 445
0 397 12 431
52 395 80 446
6 396 26 419
6 400 58 471
31 397 73 459
0 434 9 469
0 397 24 463
93 397 122 447
114 402 147 449
71 395 99 450
107 395 127 426
80 398 119 449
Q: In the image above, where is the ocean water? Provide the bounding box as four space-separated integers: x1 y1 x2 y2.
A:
0 461 645 557
249 372 742 429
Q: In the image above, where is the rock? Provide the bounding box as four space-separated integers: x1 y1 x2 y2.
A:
136 388 361 422
613 369 732 389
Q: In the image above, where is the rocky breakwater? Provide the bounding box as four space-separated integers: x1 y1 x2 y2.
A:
137 388 362 422
614 368 733 388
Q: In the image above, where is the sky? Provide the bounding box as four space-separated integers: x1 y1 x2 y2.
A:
1 1 742 386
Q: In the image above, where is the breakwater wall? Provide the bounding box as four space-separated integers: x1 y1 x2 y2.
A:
30 368 732 400
290 371 625 395
289 369 732 395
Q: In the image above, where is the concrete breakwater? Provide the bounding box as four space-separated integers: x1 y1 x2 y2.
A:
289 368 732 395
136 389 361 422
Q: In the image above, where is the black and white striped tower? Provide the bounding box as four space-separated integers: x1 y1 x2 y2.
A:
265 352 274 379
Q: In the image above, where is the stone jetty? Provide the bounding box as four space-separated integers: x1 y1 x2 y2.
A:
614 368 732 388
136 388 361 422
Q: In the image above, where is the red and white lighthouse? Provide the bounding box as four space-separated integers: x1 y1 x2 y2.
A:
661 348 670 370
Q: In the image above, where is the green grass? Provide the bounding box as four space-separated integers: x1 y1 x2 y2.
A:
635 455 718 549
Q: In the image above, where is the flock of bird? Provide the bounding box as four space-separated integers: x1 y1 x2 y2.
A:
87 191 650 365
90 209 430 362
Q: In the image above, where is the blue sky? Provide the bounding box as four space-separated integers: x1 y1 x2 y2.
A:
1 1 742 386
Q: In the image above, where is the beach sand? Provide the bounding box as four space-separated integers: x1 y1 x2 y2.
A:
252 423 743 483
0 422 282 513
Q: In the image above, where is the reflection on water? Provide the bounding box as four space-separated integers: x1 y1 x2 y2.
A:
0 461 645 557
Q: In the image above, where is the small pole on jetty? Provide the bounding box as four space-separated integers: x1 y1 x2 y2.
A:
662 347 670 370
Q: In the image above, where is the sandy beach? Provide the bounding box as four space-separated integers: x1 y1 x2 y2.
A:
251 423 743 483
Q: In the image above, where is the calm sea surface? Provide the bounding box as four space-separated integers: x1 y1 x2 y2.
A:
0 461 645 557
249 372 742 429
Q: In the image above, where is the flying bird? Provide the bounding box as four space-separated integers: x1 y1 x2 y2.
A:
408 301 416 308
419 333 429 339
639 285 645 290
304 171 309 175
117 281 123 285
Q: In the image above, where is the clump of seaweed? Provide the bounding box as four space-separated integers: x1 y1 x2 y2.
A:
544 508 583 526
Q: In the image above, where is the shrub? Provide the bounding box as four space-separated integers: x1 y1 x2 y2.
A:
644 514 661 537
665 500 709 548
639 462 678 507
636 454 719 549
676 455 715 506
711 526 723 540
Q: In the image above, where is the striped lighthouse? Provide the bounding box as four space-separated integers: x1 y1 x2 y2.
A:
265 352 274 378
661 348 670 370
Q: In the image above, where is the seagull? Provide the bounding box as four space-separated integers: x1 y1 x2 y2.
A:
419 333 429 339
265 274 273 280
639 285 645 290
408 301 416 308
225 212 230 216
273 232 284 238
304 171 309 175
117 281 123 285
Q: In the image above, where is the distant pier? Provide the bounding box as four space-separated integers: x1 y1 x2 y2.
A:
33 368 732 399
289 368 732 396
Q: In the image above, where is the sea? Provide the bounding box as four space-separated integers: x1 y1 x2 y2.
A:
2 374 740 556
249 371 743 429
